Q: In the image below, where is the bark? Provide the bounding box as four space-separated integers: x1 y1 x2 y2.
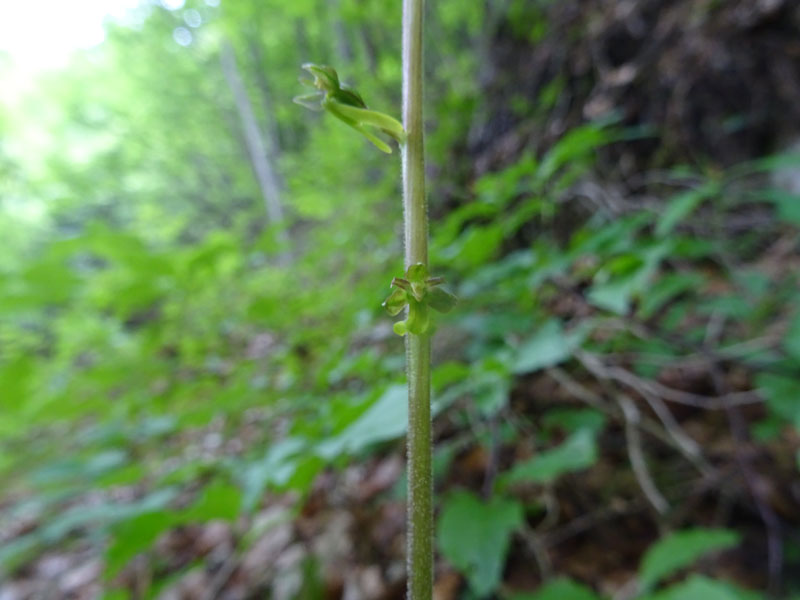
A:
220 40 287 235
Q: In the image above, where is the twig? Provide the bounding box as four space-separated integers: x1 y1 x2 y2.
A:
706 348 783 595
547 367 711 475
202 551 240 600
543 499 648 547
575 353 714 473
518 524 553 580
576 350 761 410
481 414 501 499
617 394 669 514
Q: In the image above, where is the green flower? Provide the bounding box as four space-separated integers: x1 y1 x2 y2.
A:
294 63 406 154
383 263 457 336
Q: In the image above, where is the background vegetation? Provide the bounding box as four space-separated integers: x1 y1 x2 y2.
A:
2 0 800 598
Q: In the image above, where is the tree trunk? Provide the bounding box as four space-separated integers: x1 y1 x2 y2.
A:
220 41 287 240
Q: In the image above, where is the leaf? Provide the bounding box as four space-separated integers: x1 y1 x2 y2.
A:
241 438 306 513
638 272 703 319
783 312 800 362
437 491 523 597
639 528 741 590
755 373 800 429
588 243 671 315
106 511 179 577
761 189 800 224
185 481 241 521
509 577 604 600
512 320 585 374
655 181 719 237
502 429 597 485
542 408 606 436
639 575 760 600
537 123 613 183
317 385 408 458
472 369 511 417
440 224 505 269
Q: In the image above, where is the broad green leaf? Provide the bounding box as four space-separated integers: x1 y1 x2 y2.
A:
503 429 597 485
106 512 178 577
655 181 719 237
755 373 800 429
317 385 408 458
762 189 800 224
185 481 241 522
472 369 511 417
587 275 641 315
441 224 505 270
639 529 740 590
639 575 760 600
638 272 703 319
537 124 612 183
437 491 523 597
512 320 587 374
542 408 606 436
783 312 800 362
509 577 604 600
588 243 671 314
0 535 41 574
241 438 306 512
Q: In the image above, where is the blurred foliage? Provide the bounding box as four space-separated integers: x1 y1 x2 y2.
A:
1 0 800 598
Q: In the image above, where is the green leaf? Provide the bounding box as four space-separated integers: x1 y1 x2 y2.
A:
542 408 606 436
655 181 719 237
437 491 523 597
638 272 703 319
639 575 760 600
185 481 242 522
106 512 179 577
509 577 604 600
755 373 800 428
761 189 800 224
537 123 613 183
241 438 305 513
639 529 741 590
317 385 408 458
503 429 597 485
512 320 584 374
783 312 800 362
588 243 671 315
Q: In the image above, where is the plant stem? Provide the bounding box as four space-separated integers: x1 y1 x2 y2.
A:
401 0 432 599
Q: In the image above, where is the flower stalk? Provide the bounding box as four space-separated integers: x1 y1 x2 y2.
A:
295 3 444 595
401 0 433 598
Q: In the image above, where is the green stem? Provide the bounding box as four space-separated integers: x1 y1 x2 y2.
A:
401 1 432 599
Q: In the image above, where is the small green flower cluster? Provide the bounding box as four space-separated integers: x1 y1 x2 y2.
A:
383 264 457 336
